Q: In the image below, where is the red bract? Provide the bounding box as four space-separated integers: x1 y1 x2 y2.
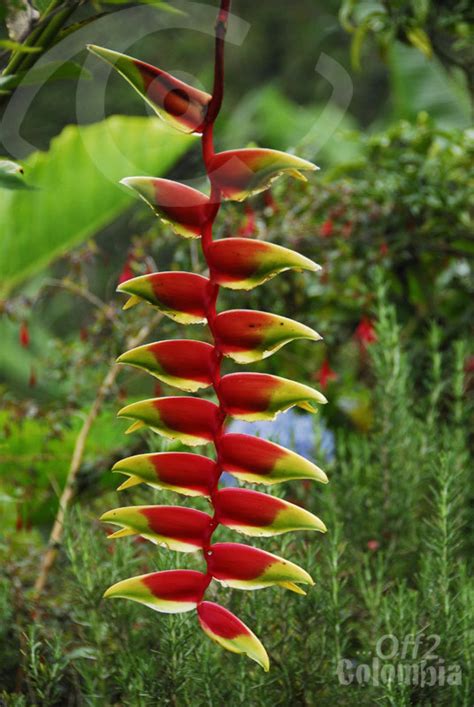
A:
206 238 319 291
112 452 216 497
121 178 211 239
92 0 328 671
87 45 211 134
208 148 317 201
197 602 269 670
118 340 215 392
117 271 209 324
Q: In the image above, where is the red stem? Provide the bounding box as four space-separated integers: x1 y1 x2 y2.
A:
199 0 231 593
205 0 231 126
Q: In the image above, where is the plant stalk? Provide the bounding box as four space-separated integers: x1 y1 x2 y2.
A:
33 313 163 600
198 0 231 593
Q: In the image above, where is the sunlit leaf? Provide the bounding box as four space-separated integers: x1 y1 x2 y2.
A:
0 117 193 296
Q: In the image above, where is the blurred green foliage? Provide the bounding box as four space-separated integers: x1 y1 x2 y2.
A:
340 0 474 87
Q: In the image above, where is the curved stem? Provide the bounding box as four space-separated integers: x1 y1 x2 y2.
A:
198 0 231 592
205 0 231 125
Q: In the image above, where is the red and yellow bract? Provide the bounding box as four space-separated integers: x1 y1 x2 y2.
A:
89 0 328 671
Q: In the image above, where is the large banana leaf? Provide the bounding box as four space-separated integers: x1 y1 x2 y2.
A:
0 116 195 296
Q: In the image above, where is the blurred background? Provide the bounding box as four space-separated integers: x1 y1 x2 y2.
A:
0 1 473 704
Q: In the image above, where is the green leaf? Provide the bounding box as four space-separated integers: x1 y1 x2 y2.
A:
32 0 52 12
0 116 194 295
0 39 42 53
389 43 470 128
406 27 433 59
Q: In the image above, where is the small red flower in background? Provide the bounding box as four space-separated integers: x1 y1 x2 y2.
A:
19 321 30 348
379 241 389 256
355 317 377 347
118 255 135 285
238 203 257 237
367 539 380 552
80 327 89 342
315 359 338 389
320 219 334 238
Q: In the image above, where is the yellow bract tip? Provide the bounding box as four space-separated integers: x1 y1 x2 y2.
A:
122 295 141 311
116 474 143 491
125 420 146 435
279 581 307 595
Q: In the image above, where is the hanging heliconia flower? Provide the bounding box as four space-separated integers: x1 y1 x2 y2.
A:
88 0 328 671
